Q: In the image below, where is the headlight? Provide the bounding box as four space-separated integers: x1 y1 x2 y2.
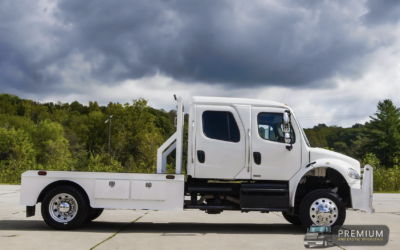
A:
348 168 360 179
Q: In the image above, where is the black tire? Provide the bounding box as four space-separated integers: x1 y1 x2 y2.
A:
86 208 104 222
41 185 89 230
299 189 346 228
304 245 309 248
282 212 302 225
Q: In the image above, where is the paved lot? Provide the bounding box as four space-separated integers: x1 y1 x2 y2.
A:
1 185 399 250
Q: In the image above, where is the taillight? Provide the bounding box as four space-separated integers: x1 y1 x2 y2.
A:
38 171 47 176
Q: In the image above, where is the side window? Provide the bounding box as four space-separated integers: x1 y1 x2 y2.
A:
202 111 240 142
257 113 295 143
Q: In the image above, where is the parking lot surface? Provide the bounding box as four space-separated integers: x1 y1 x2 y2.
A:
1 185 399 250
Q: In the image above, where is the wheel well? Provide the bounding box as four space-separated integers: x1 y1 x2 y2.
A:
294 167 351 211
37 180 90 205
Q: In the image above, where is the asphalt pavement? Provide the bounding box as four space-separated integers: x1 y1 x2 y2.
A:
1 185 399 250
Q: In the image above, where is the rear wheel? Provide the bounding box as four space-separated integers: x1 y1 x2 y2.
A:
41 185 89 230
299 189 346 228
86 208 104 222
281 212 302 225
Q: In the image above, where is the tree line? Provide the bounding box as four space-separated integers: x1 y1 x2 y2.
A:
0 93 186 183
304 99 400 169
0 93 399 190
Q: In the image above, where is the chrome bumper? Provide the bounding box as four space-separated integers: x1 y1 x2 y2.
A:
304 240 324 246
350 164 375 213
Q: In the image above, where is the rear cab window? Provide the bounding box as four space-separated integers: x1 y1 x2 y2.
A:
202 111 240 142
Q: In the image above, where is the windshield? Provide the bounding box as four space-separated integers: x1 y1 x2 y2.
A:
293 115 311 147
302 129 311 147
309 226 328 233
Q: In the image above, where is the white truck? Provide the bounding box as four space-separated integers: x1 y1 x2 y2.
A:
20 96 374 230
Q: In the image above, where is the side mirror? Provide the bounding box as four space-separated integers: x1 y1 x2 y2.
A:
283 111 293 150
283 112 290 126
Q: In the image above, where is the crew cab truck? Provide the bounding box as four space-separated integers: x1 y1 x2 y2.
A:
20 96 375 230
304 225 332 248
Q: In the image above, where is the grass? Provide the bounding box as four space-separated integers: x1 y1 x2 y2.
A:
374 191 400 193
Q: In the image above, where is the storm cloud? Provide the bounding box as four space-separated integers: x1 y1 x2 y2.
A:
363 0 400 26
1 0 396 93
1 0 400 128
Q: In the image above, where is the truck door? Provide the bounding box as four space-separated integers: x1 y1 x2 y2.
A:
251 107 301 180
194 105 246 179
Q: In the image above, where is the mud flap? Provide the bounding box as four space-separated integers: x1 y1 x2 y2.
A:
26 205 36 217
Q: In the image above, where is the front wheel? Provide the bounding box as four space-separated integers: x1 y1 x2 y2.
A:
41 185 89 230
299 189 346 228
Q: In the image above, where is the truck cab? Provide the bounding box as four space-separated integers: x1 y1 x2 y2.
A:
304 225 332 248
20 96 374 230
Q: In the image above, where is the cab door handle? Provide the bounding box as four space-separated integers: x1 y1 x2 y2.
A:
197 150 205 163
253 152 261 165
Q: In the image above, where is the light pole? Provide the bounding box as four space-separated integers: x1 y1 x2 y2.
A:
105 115 113 165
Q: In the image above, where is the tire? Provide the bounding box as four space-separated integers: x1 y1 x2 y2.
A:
282 212 302 225
41 185 89 230
299 189 346 228
86 208 104 222
304 245 309 248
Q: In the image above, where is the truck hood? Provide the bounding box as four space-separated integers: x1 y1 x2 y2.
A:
310 148 360 170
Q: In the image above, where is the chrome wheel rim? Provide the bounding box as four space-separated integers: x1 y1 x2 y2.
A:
49 193 78 223
309 198 338 226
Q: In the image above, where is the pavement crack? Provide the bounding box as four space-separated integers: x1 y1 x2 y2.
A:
334 244 346 250
0 191 19 196
89 212 148 250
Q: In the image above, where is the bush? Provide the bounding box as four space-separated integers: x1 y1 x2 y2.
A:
84 153 124 173
0 128 38 183
363 153 400 192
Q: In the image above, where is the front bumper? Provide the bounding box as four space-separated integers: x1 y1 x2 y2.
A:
304 240 324 246
350 164 375 213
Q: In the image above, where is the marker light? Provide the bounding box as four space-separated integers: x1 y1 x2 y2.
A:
348 168 360 179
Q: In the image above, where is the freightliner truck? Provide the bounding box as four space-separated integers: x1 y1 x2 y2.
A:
20 96 374 230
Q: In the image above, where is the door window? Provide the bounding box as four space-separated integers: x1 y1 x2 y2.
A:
202 111 240 142
257 113 295 143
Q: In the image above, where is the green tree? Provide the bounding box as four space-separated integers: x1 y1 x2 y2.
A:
333 141 348 154
364 99 400 168
32 120 72 170
0 127 37 183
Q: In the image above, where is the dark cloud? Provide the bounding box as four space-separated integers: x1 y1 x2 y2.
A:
0 0 392 94
363 0 400 26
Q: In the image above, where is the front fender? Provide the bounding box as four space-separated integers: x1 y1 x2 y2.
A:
289 158 360 207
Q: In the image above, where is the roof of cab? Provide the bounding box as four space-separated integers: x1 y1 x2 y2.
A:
191 96 289 109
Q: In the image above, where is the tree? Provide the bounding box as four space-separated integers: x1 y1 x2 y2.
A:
333 141 348 154
0 127 37 183
364 99 400 168
32 120 72 170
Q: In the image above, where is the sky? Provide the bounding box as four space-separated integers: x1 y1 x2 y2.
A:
1 0 400 128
